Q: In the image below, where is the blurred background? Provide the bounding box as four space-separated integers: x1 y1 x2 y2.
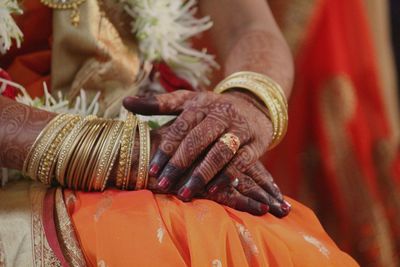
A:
262 0 400 266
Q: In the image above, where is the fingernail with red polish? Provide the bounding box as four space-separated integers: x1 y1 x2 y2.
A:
281 200 291 214
208 185 219 195
158 177 170 190
179 187 192 201
260 204 270 214
149 164 160 177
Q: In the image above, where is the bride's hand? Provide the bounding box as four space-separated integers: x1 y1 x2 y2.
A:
148 130 289 217
124 90 272 200
134 98 290 217
205 161 290 217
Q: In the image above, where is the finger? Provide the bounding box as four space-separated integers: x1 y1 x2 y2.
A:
176 135 238 201
234 174 289 218
210 165 289 218
246 161 284 203
123 90 196 115
206 186 269 216
157 117 228 192
229 143 260 173
149 108 206 178
204 144 264 193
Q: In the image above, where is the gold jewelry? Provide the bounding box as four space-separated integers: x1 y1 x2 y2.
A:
135 119 150 190
229 71 289 142
219 133 240 154
56 115 97 186
85 119 113 190
214 72 288 149
23 113 69 180
72 119 103 189
230 71 287 108
92 120 124 191
81 119 108 190
116 113 138 190
40 0 85 26
37 114 81 185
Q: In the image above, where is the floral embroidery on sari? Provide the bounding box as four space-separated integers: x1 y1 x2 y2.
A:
235 223 259 256
211 259 222 267
156 218 165 244
301 233 330 258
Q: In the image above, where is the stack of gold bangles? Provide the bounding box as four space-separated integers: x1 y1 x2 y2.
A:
214 71 288 149
22 113 150 191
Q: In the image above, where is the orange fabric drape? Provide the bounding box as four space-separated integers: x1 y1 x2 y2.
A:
264 0 400 266
66 190 357 267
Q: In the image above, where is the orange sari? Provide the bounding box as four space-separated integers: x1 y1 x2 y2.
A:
2 1 358 266
65 190 356 267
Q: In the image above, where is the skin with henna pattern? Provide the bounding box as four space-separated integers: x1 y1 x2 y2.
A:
0 96 282 216
123 90 290 217
0 96 55 170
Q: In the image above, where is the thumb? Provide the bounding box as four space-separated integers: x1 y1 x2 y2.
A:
123 90 196 115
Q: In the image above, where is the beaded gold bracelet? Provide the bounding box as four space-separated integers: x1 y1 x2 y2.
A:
23 113 69 180
92 120 124 191
37 114 81 185
135 119 150 190
116 113 138 190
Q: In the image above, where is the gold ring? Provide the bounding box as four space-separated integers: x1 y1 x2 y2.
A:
219 133 240 154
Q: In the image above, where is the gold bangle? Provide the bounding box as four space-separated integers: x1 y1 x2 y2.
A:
35 115 73 184
116 113 138 190
79 119 107 190
101 120 124 191
84 119 112 190
214 73 288 149
135 119 150 190
37 114 81 185
67 116 98 189
72 119 103 189
229 71 288 108
56 115 97 186
24 113 69 180
215 77 281 142
92 120 124 191
232 71 289 142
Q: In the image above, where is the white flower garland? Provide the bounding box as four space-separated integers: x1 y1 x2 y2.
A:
0 0 23 54
124 0 219 88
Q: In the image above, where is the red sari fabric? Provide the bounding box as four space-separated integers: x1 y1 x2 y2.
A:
264 0 400 266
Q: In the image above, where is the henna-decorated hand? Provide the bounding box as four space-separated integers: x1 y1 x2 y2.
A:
124 90 289 211
148 126 290 217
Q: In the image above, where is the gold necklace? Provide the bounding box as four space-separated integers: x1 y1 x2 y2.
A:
40 0 86 26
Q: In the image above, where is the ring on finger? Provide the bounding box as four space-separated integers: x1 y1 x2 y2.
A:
231 177 239 187
219 133 240 154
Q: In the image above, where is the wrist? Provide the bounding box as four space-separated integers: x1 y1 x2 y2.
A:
225 88 270 118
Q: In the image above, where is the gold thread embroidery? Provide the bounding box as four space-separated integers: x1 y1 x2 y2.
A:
55 188 87 267
30 183 62 267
